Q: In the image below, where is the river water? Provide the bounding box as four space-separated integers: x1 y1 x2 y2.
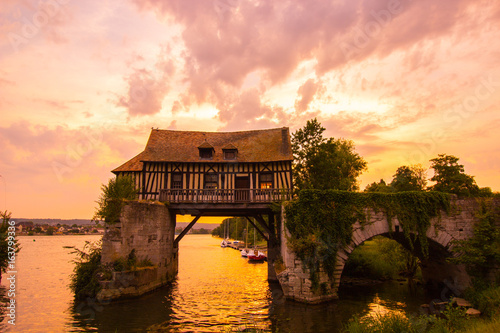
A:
0 234 442 332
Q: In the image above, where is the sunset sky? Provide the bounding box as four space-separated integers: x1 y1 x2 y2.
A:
1 0 500 220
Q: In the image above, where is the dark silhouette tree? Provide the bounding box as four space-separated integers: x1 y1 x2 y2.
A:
0 211 20 281
364 179 393 193
390 165 427 192
429 154 479 197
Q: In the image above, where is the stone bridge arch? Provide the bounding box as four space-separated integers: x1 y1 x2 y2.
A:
333 209 470 296
278 198 486 304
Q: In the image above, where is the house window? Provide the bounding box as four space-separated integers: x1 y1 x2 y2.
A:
199 148 213 159
223 149 237 160
260 173 273 189
171 173 183 189
204 173 218 189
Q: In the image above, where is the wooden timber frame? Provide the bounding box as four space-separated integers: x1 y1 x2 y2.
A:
112 127 293 203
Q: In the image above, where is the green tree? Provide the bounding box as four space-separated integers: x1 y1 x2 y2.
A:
93 175 138 224
306 138 367 191
364 179 393 193
390 165 427 192
429 154 479 196
291 118 326 190
0 211 20 281
292 119 367 191
46 226 55 235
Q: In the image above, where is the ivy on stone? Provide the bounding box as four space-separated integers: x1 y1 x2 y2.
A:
285 190 451 286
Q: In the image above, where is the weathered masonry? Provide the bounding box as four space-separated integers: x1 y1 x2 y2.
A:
112 127 293 202
277 197 500 304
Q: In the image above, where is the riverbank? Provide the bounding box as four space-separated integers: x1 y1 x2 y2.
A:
342 284 500 333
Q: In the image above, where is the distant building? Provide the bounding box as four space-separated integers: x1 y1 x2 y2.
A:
112 128 293 203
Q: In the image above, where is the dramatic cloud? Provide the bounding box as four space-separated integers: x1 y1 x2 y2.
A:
131 0 500 112
1 0 500 218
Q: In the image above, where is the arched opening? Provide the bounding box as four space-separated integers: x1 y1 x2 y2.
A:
341 235 421 284
336 233 470 320
339 232 470 300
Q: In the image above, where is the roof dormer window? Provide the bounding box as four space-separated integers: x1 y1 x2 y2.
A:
199 148 213 159
223 149 237 160
198 141 214 159
222 143 238 160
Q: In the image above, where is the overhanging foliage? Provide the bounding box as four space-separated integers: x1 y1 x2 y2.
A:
284 190 451 287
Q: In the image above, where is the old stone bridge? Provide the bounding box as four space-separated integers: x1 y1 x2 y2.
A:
98 196 499 304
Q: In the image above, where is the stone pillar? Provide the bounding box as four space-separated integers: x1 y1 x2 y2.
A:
98 201 178 301
276 206 337 303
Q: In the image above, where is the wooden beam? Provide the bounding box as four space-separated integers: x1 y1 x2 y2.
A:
244 216 268 242
253 215 272 236
174 215 201 245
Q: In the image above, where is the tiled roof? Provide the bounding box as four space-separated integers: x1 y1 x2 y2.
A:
112 127 292 173
197 141 215 149
112 152 145 173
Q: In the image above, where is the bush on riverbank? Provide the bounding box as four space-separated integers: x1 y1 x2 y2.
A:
465 285 500 318
343 294 500 333
343 303 470 333
344 313 500 333
70 241 103 300
70 244 156 300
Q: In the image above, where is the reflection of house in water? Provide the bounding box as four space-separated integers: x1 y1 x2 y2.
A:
112 127 293 204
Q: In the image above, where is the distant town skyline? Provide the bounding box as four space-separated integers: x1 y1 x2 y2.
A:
1 0 499 219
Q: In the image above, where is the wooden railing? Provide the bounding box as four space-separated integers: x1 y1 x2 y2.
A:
159 188 291 203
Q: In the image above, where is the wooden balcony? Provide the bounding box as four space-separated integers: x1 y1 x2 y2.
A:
159 188 291 204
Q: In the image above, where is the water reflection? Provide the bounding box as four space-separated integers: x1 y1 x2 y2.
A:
67 235 442 333
70 282 176 332
4 234 442 332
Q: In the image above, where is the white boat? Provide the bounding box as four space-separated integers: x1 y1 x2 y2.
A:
221 221 230 247
240 248 248 257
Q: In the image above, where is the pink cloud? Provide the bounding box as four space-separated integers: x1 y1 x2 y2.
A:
130 0 500 129
217 88 285 130
294 79 324 113
117 57 175 116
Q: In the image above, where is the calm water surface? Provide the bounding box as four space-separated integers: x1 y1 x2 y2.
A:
0 234 440 332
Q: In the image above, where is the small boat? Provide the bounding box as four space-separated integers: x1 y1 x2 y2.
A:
248 251 267 262
240 248 248 257
221 220 231 248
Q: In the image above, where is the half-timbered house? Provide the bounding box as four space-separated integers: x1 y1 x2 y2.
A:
112 127 293 205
